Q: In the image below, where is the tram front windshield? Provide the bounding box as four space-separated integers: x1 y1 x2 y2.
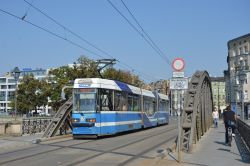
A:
73 89 96 113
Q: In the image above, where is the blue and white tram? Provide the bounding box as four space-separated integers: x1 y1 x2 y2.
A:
71 78 169 138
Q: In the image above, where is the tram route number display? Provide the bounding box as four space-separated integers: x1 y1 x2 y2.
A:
170 78 188 90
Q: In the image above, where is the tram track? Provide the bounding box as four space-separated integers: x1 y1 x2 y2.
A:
0 136 95 157
118 135 176 166
65 126 177 166
0 125 177 165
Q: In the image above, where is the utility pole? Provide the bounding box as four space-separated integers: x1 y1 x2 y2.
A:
217 82 220 117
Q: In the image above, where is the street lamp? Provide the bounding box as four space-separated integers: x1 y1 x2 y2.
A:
238 70 246 121
12 67 21 121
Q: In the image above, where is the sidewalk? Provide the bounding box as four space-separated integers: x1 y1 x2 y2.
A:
158 121 250 166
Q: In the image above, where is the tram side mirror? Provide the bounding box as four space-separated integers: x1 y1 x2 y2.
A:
61 86 73 100
61 91 66 100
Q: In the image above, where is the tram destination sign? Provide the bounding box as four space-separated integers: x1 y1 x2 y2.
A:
170 78 188 90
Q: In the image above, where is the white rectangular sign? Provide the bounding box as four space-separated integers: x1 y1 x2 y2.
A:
170 78 189 90
172 72 184 78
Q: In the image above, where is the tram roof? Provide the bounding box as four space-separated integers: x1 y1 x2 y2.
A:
74 78 166 98
158 93 169 100
74 78 143 95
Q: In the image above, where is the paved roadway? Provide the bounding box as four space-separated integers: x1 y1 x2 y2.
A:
0 123 177 166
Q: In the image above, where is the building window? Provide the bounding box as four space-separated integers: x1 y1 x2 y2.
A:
239 47 243 55
0 85 7 89
244 45 249 53
244 90 248 100
232 50 236 57
8 85 16 89
0 91 6 101
7 91 15 101
0 78 6 84
245 59 248 66
8 79 15 83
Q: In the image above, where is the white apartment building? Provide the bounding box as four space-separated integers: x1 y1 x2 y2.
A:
227 33 250 119
0 68 48 115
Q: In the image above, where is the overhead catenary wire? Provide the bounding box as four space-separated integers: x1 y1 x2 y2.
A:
0 8 107 59
22 0 158 82
0 7 156 82
120 0 171 64
22 0 36 20
107 0 171 65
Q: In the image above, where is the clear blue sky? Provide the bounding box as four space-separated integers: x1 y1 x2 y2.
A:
0 0 249 82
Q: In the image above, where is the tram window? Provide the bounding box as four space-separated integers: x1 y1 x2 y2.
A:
99 89 113 111
143 96 155 116
159 100 167 112
133 95 140 111
114 91 127 111
73 93 96 113
128 95 133 111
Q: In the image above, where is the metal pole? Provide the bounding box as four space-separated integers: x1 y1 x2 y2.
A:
242 85 244 121
170 90 172 116
217 82 219 117
177 90 182 162
235 71 238 117
14 80 17 121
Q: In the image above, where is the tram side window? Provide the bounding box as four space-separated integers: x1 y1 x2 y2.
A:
128 95 133 111
114 91 127 111
99 89 113 111
166 100 170 113
143 96 155 116
133 95 140 111
127 94 140 111
159 100 167 112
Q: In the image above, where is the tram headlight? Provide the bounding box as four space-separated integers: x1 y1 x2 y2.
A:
72 118 80 123
86 118 96 123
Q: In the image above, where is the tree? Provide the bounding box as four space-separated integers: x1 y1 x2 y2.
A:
103 68 144 87
13 75 50 114
47 55 144 111
48 55 100 111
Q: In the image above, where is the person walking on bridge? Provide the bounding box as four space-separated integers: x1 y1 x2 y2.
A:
223 105 237 145
212 107 219 128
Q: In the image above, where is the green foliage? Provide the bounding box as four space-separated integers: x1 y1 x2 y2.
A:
48 55 100 111
16 75 50 114
15 55 144 113
103 68 144 87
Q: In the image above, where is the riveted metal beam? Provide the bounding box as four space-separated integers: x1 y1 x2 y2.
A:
180 71 213 152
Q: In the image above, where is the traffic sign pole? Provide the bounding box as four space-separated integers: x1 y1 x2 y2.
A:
171 57 186 163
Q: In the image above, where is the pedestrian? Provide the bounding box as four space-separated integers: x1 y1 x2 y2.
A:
212 108 219 128
222 105 237 145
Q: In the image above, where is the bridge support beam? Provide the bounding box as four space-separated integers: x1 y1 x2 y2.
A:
180 71 213 152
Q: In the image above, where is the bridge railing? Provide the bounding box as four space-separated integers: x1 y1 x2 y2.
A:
22 117 52 135
237 119 250 149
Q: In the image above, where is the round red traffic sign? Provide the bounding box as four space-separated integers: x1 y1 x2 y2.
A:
172 58 185 71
